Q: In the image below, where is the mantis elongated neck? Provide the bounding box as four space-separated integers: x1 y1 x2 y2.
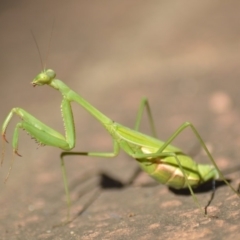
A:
50 79 113 125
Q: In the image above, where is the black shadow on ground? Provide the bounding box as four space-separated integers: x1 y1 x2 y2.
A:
67 164 240 221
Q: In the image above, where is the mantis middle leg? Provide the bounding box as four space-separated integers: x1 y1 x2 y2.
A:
60 97 156 217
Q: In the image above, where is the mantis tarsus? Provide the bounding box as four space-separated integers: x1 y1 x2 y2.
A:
1 68 239 220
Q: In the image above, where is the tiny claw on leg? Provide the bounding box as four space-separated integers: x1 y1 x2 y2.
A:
14 149 22 157
4 152 16 183
2 134 8 143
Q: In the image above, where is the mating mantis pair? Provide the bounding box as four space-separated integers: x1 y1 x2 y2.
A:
1 68 240 220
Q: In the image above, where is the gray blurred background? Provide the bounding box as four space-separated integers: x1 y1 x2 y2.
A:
1 1 240 239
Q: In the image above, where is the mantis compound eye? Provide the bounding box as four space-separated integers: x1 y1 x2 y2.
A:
32 69 56 86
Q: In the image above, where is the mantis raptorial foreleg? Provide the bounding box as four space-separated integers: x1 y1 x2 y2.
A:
2 68 239 222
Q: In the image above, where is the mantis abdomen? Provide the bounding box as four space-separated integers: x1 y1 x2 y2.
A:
137 154 219 189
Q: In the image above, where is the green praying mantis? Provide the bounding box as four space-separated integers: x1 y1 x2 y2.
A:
1 68 240 220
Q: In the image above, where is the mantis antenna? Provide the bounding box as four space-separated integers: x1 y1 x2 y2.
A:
31 20 55 71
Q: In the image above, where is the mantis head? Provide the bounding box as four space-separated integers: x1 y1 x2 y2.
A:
32 69 56 87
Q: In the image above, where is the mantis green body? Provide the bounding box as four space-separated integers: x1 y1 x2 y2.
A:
1 69 239 218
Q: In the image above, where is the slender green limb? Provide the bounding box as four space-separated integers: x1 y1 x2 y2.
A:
61 96 158 210
60 141 120 219
126 121 239 213
60 157 71 221
1 98 75 181
130 145 205 213
2 105 74 153
134 98 158 138
171 153 203 213
153 122 239 196
160 152 204 214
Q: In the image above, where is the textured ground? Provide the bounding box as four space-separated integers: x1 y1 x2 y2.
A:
1 1 240 239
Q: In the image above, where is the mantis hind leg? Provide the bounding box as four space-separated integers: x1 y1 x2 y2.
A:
134 98 157 137
156 122 239 213
134 121 239 214
155 122 239 194
133 99 230 211
135 149 206 214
